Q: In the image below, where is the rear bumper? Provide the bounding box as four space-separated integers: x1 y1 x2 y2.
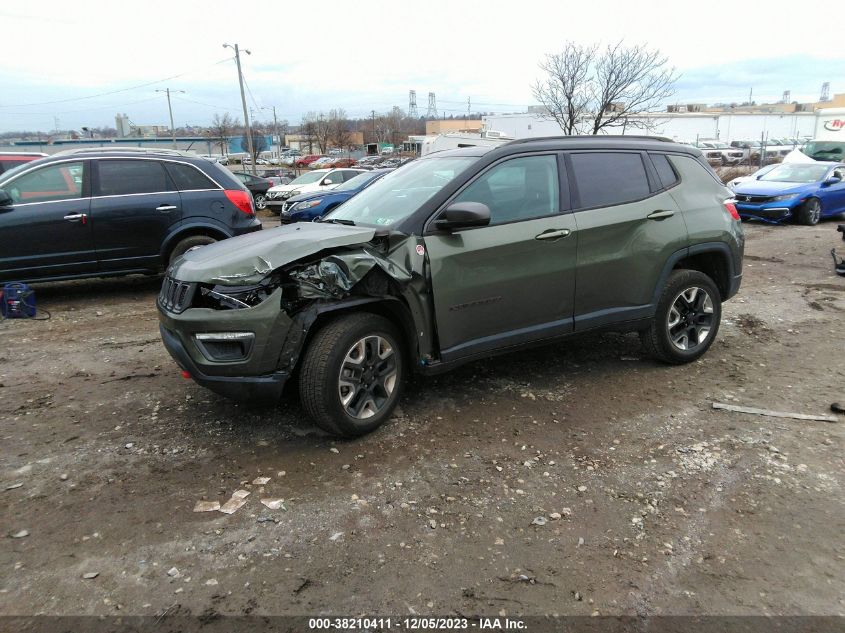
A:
233 219 264 235
159 323 288 402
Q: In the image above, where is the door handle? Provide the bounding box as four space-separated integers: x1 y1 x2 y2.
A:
647 209 674 220
64 213 87 225
156 205 179 212
535 228 571 241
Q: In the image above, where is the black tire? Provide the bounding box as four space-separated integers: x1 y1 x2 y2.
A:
796 197 821 226
168 235 217 265
640 269 722 364
253 193 268 210
299 313 404 437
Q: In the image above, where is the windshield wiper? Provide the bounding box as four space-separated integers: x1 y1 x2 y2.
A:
322 218 356 226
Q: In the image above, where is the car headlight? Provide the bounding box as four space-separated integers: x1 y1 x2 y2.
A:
771 193 800 201
293 200 322 211
194 281 279 310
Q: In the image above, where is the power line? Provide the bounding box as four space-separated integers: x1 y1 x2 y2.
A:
0 58 231 108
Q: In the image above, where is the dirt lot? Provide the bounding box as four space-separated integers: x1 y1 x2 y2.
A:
1 222 844 622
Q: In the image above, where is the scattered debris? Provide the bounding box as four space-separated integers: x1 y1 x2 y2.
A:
59 474 68 481
260 498 286 510
561 507 573 517
10 530 29 538
549 512 562 521
531 516 547 526
577 537 585 547
166 567 180 578
329 447 340 454
219 490 250 515
252 477 270 485
193 501 221 513
4 483 22 491
82 572 99 580
577 485 587 492
205 579 218 586
429 519 437 529
329 532 344 541
712 402 838 422
831 403 845 414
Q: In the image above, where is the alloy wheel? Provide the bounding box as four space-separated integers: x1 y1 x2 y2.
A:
337 335 398 419
254 194 267 210
667 287 714 351
806 198 821 224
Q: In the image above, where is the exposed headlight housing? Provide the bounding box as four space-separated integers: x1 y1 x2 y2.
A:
194 281 279 310
772 193 800 201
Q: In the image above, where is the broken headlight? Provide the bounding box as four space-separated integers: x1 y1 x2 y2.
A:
195 281 279 310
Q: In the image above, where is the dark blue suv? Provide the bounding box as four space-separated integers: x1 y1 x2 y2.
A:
280 168 393 222
0 148 261 283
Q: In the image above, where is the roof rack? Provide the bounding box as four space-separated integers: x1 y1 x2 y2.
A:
505 135 673 145
54 147 197 157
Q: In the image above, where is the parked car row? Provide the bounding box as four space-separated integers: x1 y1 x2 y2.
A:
265 168 365 212
277 168 393 222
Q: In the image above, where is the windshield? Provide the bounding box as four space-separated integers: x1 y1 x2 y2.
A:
802 141 845 160
288 171 325 186
324 156 475 226
760 164 830 183
335 171 379 192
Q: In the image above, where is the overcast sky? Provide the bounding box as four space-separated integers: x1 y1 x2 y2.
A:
1 0 843 133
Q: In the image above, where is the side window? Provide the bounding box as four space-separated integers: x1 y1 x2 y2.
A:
5 161 83 204
164 162 217 190
452 155 560 225
650 154 680 189
341 170 359 182
96 160 170 196
570 152 650 209
323 172 339 185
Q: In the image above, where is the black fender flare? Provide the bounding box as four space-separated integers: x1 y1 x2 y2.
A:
651 242 738 305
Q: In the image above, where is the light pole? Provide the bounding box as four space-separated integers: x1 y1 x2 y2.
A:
223 42 256 174
156 88 184 149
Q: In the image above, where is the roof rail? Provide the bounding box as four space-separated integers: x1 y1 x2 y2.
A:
54 147 197 157
504 135 674 145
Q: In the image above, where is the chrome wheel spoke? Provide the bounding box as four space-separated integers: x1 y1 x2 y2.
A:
667 286 715 352
338 334 397 420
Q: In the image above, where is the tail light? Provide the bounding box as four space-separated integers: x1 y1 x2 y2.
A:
723 199 741 221
225 190 255 215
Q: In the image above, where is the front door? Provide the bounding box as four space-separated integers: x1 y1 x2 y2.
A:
0 160 94 281
90 159 183 271
424 154 577 361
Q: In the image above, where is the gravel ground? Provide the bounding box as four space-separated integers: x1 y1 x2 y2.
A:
1 222 843 620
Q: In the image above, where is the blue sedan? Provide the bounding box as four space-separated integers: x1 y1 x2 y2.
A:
733 161 845 225
279 168 393 223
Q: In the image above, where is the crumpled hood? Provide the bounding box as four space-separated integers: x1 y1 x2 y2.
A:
169 222 376 285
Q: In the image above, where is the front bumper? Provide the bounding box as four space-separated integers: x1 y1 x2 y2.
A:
157 286 294 402
735 202 798 223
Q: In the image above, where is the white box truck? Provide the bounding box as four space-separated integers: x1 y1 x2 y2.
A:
786 108 845 162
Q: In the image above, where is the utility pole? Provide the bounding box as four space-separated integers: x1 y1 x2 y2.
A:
156 88 184 149
272 106 280 160
224 42 256 174
371 110 377 144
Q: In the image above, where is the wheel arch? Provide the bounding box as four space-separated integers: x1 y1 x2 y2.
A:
160 224 230 263
655 243 736 303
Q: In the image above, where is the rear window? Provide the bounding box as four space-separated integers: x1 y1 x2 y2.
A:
570 152 650 209
165 162 217 190
97 160 170 196
650 154 680 189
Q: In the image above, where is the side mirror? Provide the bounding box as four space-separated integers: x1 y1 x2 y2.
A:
0 188 13 210
823 176 842 187
434 202 491 231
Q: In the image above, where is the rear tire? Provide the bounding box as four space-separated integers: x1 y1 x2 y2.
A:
299 313 404 437
169 235 216 265
640 269 721 364
796 198 821 226
253 193 268 210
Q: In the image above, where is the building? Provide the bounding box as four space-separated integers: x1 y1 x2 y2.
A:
425 119 483 135
114 113 130 137
482 110 818 143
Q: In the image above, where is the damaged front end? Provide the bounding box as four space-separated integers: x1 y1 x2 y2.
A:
157 222 436 403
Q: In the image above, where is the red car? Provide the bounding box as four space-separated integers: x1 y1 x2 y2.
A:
294 154 324 168
327 157 358 168
0 152 48 176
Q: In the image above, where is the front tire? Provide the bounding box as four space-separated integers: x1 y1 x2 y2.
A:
299 313 404 437
640 269 721 364
796 198 821 225
253 193 268 210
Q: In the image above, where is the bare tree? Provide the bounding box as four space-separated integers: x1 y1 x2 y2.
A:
532 41 677 135
328 109 352 151
209 113 239 155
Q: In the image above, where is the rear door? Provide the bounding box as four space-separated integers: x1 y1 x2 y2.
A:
566 150 687 330
89 158 183 271
424 153 577 360
0 160 94 281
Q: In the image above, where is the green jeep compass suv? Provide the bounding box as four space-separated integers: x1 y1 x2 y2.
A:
158 136 743 436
